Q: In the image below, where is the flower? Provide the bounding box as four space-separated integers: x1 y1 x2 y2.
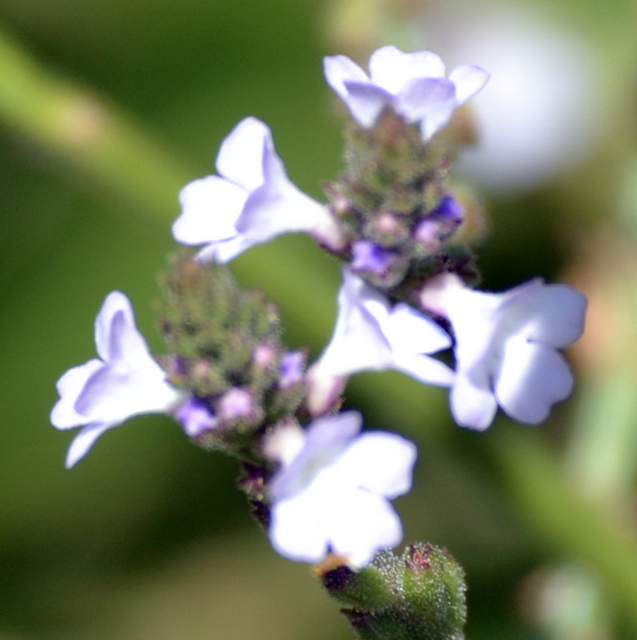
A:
323 45 489 139
50 291 185 468
306 270 453 415
420 273 587 430
265 412 417 567
172 117 345 262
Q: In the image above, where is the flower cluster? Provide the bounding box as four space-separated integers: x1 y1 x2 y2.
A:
51 45 587 581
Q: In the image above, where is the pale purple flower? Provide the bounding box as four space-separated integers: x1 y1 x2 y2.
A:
420 273 587 430
323 45 489 139
50 292 185 468
265 412 417 567
306 270 453 415
172 117 345 262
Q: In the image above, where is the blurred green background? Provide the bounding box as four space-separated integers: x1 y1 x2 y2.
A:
1 0 637 638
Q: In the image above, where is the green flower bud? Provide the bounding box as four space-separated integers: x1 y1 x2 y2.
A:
320 544 468 640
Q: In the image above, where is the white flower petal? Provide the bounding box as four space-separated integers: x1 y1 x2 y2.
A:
215 117 269 190
385 303 452 356
173 176 246 245
238 186 333 242
336 432 416 497
195 234 255 264
339 81 393 128
269 488 329 563
304 370 347 418
397 78 457 139
94 291 135 362
74 366 179 424
270 412 362 499
312 273 392 378
328 487 403 568
369 46 446 93
50 359 103 429
495 339 574 424
448 65 491 105
450 370 498 431
65 422 118 469
303 411 362 452
393 355 455 387
519 284 587 348
323 54 370 99
108 311 161 377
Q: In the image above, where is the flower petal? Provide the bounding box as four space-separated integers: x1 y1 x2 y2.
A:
323 54 370 100
328 487 403 568
94 291 136 362
65 422 118 469
394 355 455 387
74 365 179 424
195 234 255 264
237 183 333 242
215 117 269 191
173 176 246 245
339 81 394 128
270 412 362 500
495 339 574 424
336 432 417 498
385 303 452 356
269 487 329 563
450 370 498 431
448 65 490 105
312 273 393 378
519 284 587 348
50 359 103 429
369 46 446 93
397 78 457 139
107 310 161 377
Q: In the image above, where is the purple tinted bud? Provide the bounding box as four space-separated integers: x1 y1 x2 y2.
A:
364 213 410 246
432 196 464 223
414 196 464 249
279 350 306 389
176 397 218 438
413 219 442 250
253 344 278 370
350 241 398 275
219 387 254 421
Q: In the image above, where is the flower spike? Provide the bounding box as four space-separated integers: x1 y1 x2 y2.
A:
173 117 345 262
50 291 184 467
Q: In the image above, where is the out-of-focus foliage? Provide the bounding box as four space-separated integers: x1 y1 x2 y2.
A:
1 0 637 639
